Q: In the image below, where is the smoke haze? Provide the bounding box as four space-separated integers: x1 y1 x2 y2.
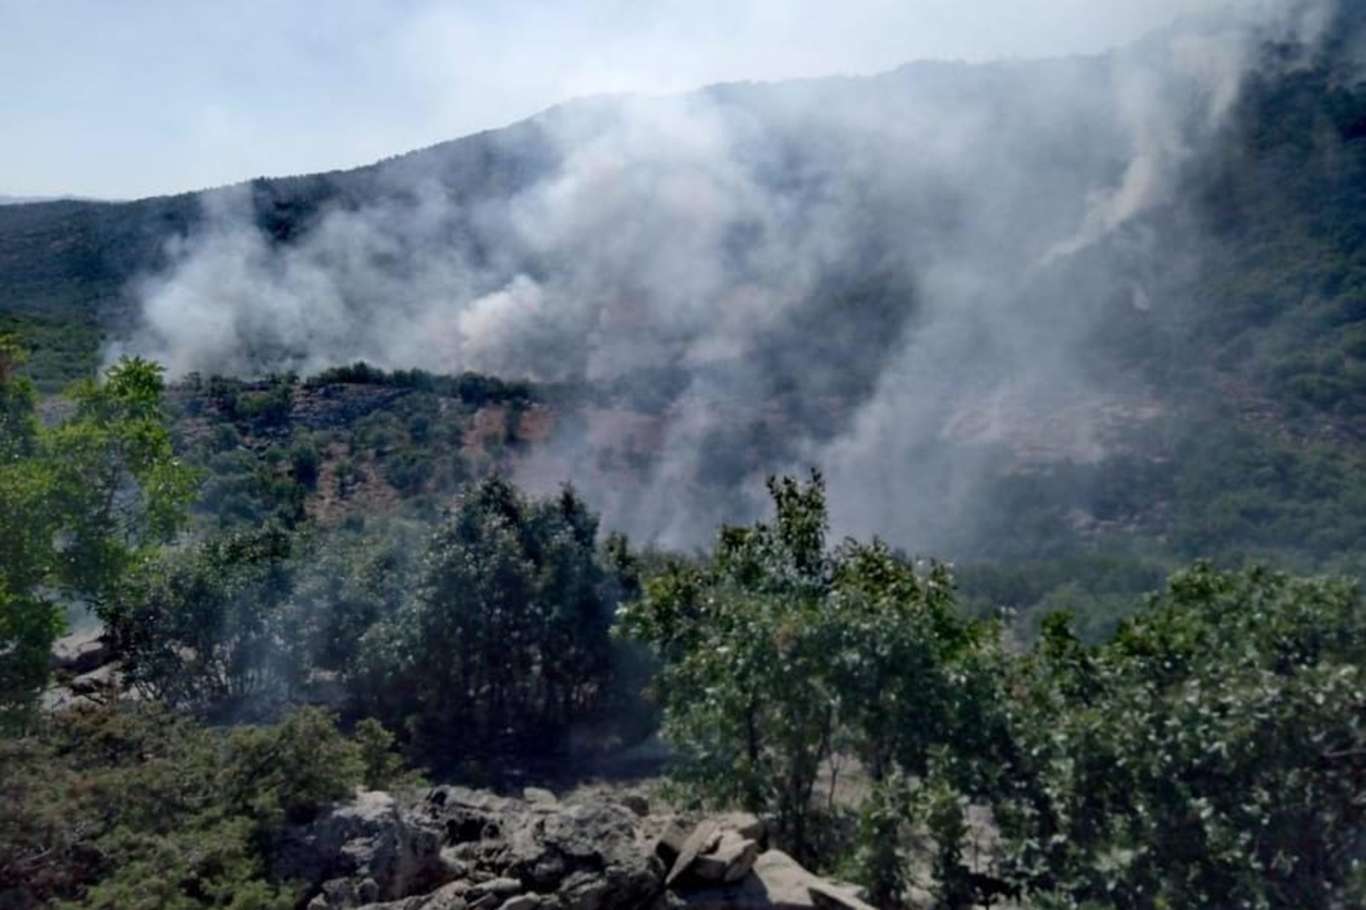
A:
110 2 1351 551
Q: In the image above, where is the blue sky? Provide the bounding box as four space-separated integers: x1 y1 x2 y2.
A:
2 0 1228 199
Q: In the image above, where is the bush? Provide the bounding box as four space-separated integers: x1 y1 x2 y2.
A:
0 703 378 908
973 565 1366 908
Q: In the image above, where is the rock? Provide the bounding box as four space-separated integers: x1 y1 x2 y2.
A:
469 878 522 899
499 895 541 910
299 786 668 910
689 832 759 884
617 794 651 817
68 664 118 697
665 820 721 886
653 818 691 867
807 883 877 910
649 891 689 910
277 789 448 908
438 848 469 880
560 870 611 910
681 850 823 910
430 789 664 910
710 812 766 846
50 629 109 675
522 787 559 807
418 882 473 910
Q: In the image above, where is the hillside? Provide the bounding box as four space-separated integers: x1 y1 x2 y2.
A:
3 7 1366 586
6 9 1366 909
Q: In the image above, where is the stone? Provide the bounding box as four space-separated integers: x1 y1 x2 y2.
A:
689 832 759 884
276 789 448 908
499 895 542 910
665 820 721 887
438 848 469 880
470 878 522 898
523 787 559 807
617 794 650 817
50 629 109 675
297 786 669 910
68 664 118 697
560 870 611 910
653 818 691 867
420 882 474 910
807 883 877 910
681 850 822 910
710 812 766 845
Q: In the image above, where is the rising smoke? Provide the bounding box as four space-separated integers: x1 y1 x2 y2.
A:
109 1 1351 552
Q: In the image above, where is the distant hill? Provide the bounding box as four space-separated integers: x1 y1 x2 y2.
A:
0 193 115 205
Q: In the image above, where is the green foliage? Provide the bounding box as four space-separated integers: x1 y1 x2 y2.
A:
627 479 1366 908
284 524 420 676
288 442 320 489
0 703 379 909
351 718 422 791
351 477 627 764
852 773 915 909
109 526 296 715
619 472 993 867
0 313 101 392
305 362 538 407
975 564 1366 909
0 350 197 729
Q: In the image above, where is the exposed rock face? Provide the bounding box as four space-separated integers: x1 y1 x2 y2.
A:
275 789 446 907
287 787 878 910
49 629 110 675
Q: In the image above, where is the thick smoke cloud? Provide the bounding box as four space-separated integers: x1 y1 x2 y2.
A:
111 2 1347 552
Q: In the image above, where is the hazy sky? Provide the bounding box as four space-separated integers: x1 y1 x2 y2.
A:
3 0 1230 200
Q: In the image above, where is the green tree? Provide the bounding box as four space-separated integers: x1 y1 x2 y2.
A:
619 472 994 871
619 473 835 859
109 526 295 716
0 349 197 729
351 477 622 764
982 564 1366 909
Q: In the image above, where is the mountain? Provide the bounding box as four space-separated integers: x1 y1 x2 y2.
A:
0 195 61 205
4 6 1366 581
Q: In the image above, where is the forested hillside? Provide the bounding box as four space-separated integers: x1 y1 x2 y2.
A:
4 9 1366 907
2 12 1366 592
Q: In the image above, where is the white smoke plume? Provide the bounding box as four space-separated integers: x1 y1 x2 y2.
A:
110 2 1349 552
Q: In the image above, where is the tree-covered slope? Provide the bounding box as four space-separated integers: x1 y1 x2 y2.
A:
3 9 1366 583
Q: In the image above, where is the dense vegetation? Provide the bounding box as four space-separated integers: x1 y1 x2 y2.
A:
5 13 1366 907
0 338 197 730
2 704 409 909
0 345 1363 908
626 473 1366 909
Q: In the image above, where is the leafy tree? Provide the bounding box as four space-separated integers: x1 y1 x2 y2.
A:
0 348 197 729
619 472 993 868
110 526 295 716
351 477 623 764
284 525 419 675
980 564 1366 909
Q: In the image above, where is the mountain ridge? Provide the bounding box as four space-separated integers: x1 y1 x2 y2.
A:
5 9 1366 565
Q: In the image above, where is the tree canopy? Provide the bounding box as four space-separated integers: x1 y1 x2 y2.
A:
0 345 197 729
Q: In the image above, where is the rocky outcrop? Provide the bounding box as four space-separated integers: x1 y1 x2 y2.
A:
276 789 447 907
286 788 879 910
49 629 110 676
